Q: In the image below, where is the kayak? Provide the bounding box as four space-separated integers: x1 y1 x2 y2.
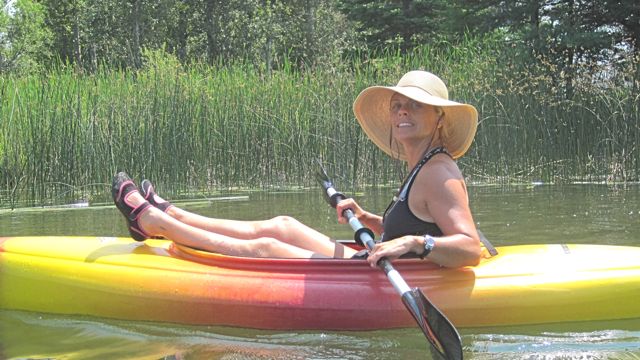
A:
1 236 639 330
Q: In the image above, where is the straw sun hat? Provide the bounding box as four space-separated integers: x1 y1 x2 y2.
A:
352 70 478 160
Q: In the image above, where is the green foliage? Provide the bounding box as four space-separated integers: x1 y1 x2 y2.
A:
3 0 638 93
0 1 639 208
455 0 640 97
30 0 355 72
1 35 638 209
338 0 448 52
0 0 51 74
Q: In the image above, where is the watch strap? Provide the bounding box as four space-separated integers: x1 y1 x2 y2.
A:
420 234 435 259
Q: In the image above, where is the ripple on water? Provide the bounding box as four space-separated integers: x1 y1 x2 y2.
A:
468 326 640 360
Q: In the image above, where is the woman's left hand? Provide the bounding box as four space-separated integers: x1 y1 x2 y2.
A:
366 235 420 267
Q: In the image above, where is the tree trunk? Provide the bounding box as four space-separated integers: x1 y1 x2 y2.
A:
265 36 272 74
175 3 188 63
401 0 412 51
564 0 575 99
205 0 217 65
73 11 81 66
530 0 541 51
263 0 272 73
634 38 640 95
90 44 97 72
303 0 316 68
132 0 141 69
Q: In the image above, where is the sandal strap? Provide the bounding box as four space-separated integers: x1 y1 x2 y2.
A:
141 180 173 213
128 201 152 222
155 202 173 212
116 180 136 202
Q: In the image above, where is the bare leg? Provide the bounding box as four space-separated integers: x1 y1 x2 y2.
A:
150 192 357 258
124 191 328 258
146 210 326 258
166 208 356 258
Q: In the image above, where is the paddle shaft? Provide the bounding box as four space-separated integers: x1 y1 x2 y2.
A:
326 187 411 294
320 178 463 360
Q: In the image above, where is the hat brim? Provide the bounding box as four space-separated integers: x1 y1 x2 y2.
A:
353 86 478 160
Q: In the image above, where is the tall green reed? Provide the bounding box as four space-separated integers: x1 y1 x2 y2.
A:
1 36 637 209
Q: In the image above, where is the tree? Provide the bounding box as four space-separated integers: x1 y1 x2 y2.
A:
0 0 51 74
455 0 637 97
583 0 640 90
338 0 448 52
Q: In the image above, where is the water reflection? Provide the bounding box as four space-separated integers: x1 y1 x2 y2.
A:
1 310 639 360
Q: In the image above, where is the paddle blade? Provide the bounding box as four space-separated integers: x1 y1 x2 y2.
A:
315 170 333 203
402 288 463 360
315 171 332 190
315 160 333 187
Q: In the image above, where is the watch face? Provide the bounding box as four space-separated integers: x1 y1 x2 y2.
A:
425 236 435 251
419 236 435 259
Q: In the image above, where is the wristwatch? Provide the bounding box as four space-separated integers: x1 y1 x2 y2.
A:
420 235 436 259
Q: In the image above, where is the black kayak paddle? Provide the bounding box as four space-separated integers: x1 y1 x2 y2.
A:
316 165 463 360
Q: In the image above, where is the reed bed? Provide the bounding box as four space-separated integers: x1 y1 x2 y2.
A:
1 40 638 209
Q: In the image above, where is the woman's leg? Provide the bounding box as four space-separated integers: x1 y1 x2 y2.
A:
166 207 357 258
123 190 325 258
147 211 325 258
145 185 357 258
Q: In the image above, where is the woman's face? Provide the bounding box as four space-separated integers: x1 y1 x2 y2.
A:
389 93 439 143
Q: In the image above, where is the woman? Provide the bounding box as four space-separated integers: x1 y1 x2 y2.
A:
112 70 481 268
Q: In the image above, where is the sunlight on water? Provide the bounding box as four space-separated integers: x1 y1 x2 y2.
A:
467 320 640 360
470 332 640 359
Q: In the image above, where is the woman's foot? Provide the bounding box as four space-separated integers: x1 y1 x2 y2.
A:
140 179 174 213
112 172 153 241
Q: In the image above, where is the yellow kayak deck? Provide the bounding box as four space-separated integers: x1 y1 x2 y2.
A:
1 236 639 329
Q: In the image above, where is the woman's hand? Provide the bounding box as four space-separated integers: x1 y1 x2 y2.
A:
366 235 421 267
335 198 366 224
335 198 384 236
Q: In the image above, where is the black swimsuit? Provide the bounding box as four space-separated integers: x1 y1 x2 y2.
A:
380 147 449 242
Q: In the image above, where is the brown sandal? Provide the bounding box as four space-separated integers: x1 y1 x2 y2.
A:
140 179 174 213
112 172 152 241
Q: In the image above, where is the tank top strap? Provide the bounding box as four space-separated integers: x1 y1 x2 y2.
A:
397 146 450 200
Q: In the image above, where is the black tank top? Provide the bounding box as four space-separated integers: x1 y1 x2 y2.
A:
380 147 449 242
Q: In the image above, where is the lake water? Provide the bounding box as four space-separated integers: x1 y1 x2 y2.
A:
1 184 639 359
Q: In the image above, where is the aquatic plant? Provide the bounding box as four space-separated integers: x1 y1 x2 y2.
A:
1 38 637 208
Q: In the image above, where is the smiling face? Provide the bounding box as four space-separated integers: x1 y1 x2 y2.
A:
389 93 441 148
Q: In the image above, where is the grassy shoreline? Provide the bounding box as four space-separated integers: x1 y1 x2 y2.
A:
1 42 638 209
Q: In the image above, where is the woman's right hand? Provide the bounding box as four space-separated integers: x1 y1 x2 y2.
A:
335 198 366 224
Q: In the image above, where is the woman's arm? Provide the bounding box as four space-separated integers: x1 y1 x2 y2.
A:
335 198 384 235
367 157 482 268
